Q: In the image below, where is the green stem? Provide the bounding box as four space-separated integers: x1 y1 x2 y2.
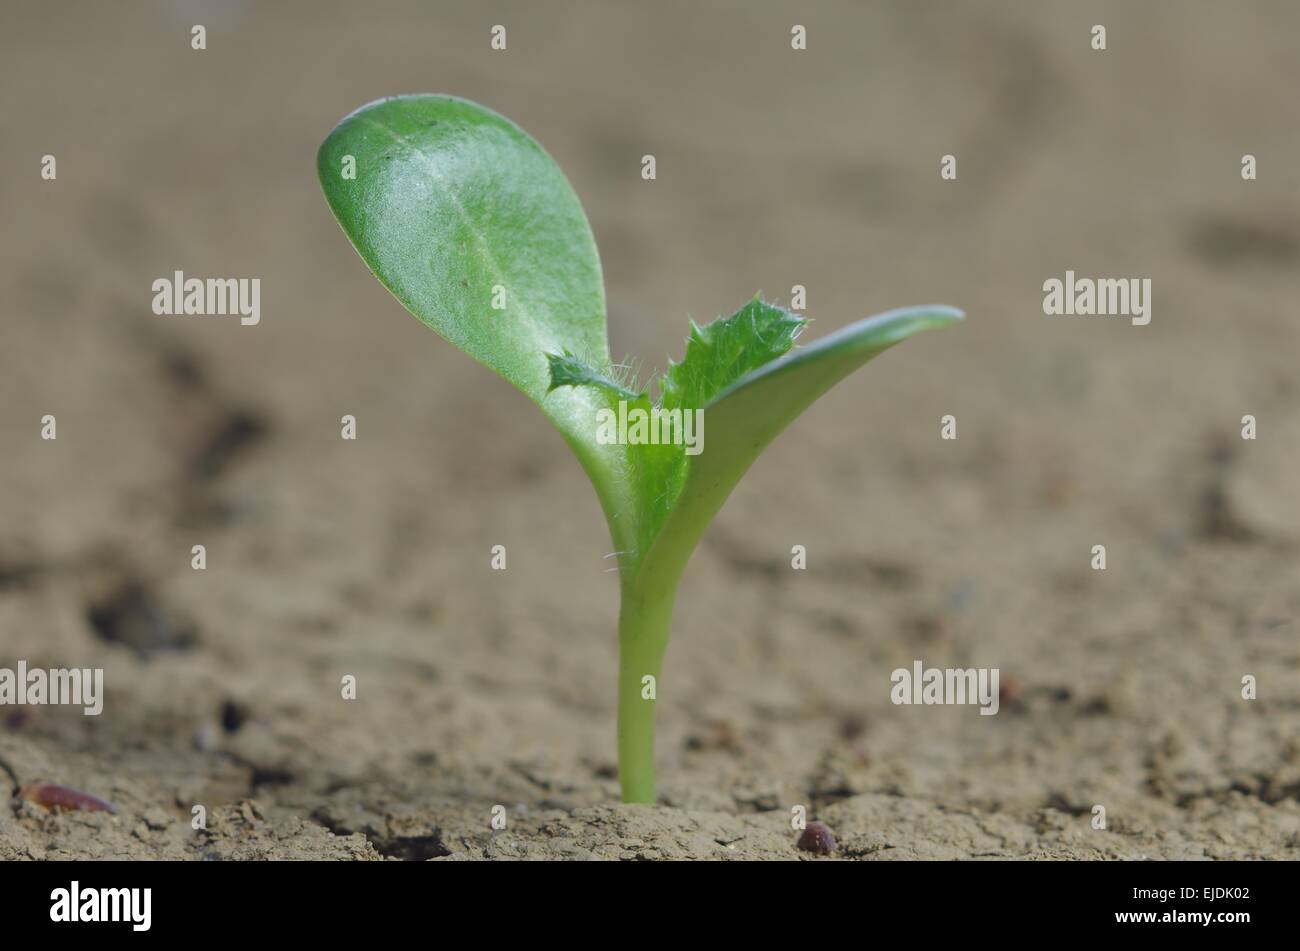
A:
616 574 678 803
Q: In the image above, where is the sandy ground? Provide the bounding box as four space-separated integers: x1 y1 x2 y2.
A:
1 0 1298 859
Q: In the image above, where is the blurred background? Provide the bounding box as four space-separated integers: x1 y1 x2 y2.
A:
1 1 1297 858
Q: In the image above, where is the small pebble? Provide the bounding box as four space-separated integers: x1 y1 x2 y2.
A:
797 820 836 855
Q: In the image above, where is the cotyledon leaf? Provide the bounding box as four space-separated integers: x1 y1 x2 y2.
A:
316 95 635 545
635 305 964 592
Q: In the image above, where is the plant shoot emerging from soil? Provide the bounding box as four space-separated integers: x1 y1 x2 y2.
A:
317 95 962 802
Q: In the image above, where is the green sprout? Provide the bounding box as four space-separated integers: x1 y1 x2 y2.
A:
317 95 962 803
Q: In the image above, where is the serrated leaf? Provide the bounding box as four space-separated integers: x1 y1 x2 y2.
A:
659 297 805 412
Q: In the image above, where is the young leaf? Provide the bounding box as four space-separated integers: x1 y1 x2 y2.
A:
659 297 805 412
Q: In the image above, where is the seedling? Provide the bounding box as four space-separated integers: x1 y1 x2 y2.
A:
317 95 962 803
